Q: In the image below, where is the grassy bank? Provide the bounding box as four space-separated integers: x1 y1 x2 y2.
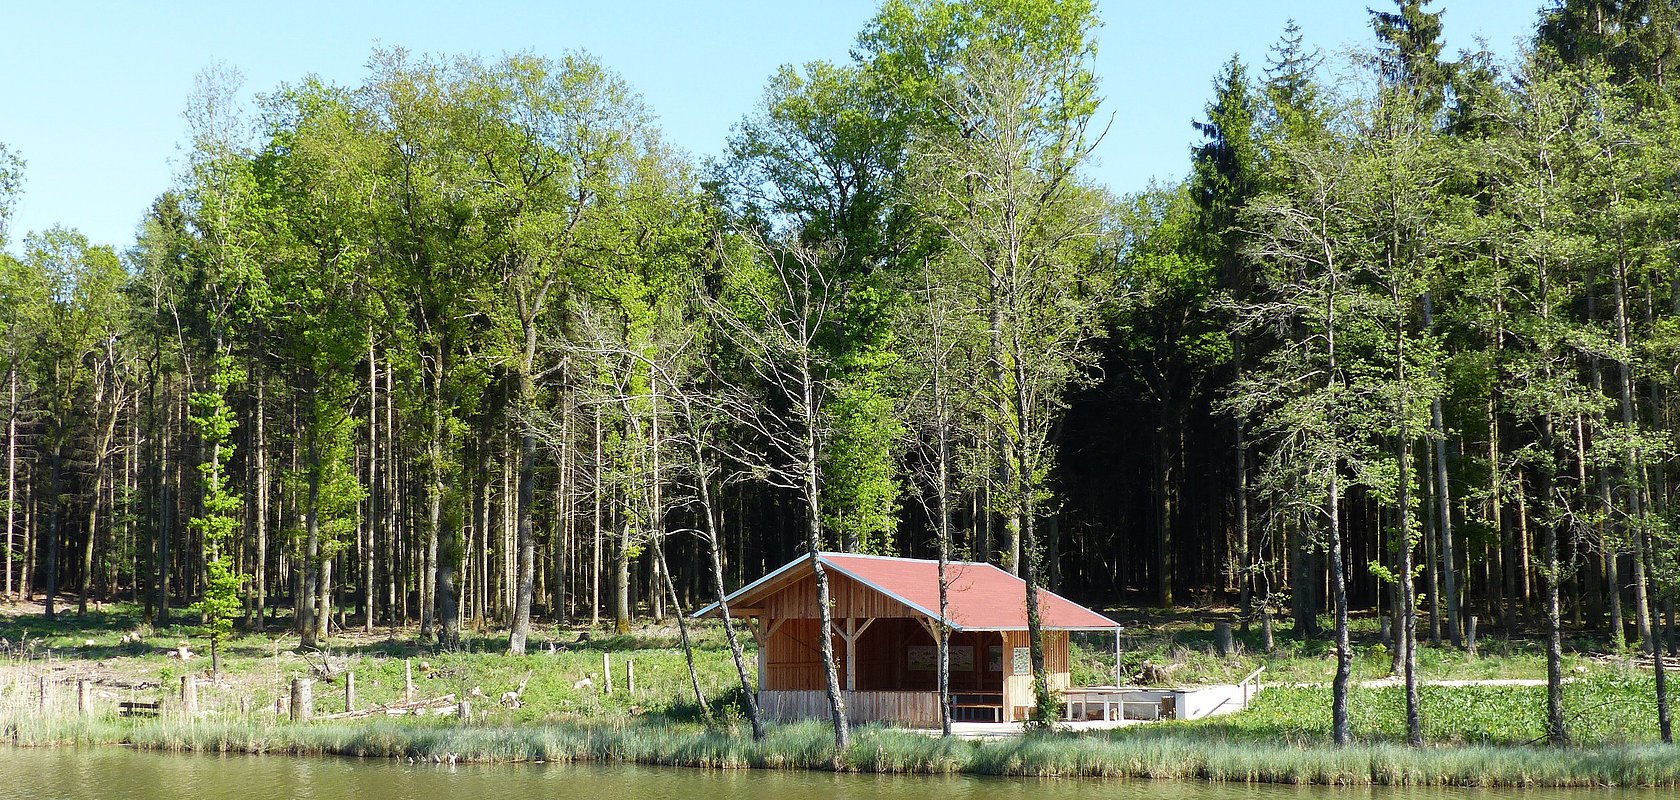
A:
5 712 1680 787
6 602 1678 787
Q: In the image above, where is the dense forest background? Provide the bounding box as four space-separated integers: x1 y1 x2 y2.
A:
0 0 1677 683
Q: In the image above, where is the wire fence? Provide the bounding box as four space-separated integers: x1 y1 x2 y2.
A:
0 649 299 722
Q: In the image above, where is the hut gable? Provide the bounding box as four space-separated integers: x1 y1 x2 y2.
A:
697 552 1115 631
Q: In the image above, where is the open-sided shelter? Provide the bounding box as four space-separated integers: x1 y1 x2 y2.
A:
695 552 1119 725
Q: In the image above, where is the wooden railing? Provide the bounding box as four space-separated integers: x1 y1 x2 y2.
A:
759 690 942 727
1238 666 1266 707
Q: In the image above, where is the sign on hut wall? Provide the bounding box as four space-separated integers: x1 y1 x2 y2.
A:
909 645 977 671
1012 647 1031 676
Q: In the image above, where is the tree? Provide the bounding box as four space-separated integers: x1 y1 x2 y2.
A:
188 356 244 674
1483 56 1607 745
0 142 22 247
705 232 852 754
906 22 1115 724
25 228 126 619
1233 123 1377 746
720 59 913 555
1190 55 1263 622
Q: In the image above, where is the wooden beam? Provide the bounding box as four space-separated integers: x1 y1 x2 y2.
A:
844 618 855 691
838 617 875 691
914 615 938 640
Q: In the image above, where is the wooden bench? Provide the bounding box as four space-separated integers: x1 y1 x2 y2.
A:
950 692 1004 723
118 701 161 718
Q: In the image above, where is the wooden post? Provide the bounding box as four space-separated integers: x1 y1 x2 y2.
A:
1113 628 1123 685
1466 615 1479 657
37 676 49 715
604 653 613 694
457 698 471 721
76 679 91 715
345 672 356 713
181 676 198 715
404 659 414 702
239 695 251 718
627 659 635 695
844 618 856 691
290 677 314 722
1214 622 1234 657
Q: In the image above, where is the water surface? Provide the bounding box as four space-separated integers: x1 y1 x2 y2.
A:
0 747 1665 800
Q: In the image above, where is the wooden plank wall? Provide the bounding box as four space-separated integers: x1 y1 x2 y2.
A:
762 571 917 620
763 617 828 690
760 690 943 727
1000 630 1071 721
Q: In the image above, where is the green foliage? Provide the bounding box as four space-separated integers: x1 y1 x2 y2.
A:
189 355 246 647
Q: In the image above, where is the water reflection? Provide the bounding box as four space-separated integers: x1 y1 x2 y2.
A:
0 747 1665 800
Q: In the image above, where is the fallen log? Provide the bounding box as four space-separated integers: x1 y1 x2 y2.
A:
316 693 457 721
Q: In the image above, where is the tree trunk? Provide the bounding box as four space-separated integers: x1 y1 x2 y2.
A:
1612 259 1653 650
1423 294 1460 647
696 432 764 738
803 348 848 754
615 514 632 635
45 432 64 619
592 408 603 628
655 535 709 723
1541 414 1568 745
1154 402 1174 606
1329 469 1351 746
4 367 14 603
253 354 268 631
300 431 321 649
508 368 537 654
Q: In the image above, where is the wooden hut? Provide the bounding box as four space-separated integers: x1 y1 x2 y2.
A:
695 552 1118 725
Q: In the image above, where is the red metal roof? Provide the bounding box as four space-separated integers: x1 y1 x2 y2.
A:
698 552 1117 631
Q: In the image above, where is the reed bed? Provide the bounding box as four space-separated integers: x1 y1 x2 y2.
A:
6 711 1678 787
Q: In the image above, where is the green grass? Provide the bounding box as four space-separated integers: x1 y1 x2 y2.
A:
1070 610 1605 687
0 603 742 723
7 601 1679 787
5 712 1679 787
1174 675 1665 746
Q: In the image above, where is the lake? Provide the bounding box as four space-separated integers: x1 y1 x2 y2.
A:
0 747 1668 800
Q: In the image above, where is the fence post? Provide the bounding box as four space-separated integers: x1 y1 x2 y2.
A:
181 675 198 715
291 677 314 722
345 672 357 713
627 659 636 695
604 653 613 694
38 676 49 715
1466 615 1479 657
77 679 91 715
404 659 414 702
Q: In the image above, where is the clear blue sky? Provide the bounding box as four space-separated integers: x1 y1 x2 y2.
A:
0 1 1543 252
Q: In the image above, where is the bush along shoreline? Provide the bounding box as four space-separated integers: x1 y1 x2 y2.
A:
6 713 1680 788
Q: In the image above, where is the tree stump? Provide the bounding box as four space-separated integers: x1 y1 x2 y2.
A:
604 653 613 694
290 677 314 722
1214 622 1235 657
1466 615 1478 657
627 659 636 694
404 659 414 702
38 676 49 715
77 680 91 716
345 672 356 713
181 676 198 715
457 698 471 721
